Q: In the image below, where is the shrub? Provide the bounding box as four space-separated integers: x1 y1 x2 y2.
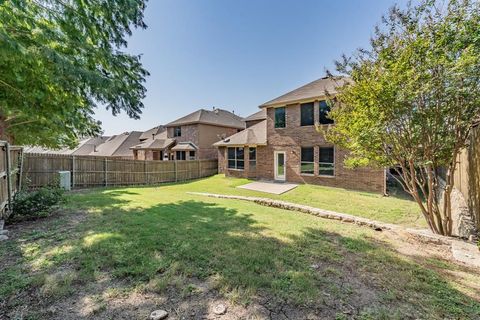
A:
10 185 64 221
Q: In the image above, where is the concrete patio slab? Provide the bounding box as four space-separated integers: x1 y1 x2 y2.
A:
237 181 298 195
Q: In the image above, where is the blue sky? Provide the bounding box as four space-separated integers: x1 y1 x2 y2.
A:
95 0 409 135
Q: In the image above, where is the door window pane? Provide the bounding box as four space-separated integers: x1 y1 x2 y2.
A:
300 102 314 126
277 153 285 176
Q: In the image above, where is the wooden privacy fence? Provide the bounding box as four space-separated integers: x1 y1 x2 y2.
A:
0 141 23 219
453 123 480 230
23 153 218 188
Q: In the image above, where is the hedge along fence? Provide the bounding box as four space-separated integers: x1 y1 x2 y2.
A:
23 153 218 188
0 141 24 220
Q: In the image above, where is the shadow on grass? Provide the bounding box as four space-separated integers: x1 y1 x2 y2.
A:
1 189 479 319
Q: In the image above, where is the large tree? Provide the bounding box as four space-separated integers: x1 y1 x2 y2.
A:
326 0 480 235
0 0 149 148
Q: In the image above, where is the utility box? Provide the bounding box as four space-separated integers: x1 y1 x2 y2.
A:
58 171 71 191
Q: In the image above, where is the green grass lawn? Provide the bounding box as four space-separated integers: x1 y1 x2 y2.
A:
168 174 424 227
1 176 478 319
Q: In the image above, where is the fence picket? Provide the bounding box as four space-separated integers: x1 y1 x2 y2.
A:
22 153 218 188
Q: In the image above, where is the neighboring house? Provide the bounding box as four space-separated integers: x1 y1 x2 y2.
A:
215 77 386 193
24 136 109 155
133 108 245 161
90 131 143 159
131 126 175 160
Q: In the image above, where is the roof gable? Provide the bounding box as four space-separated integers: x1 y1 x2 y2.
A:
260 76 349 108
166 108 245 129
213 120 266 147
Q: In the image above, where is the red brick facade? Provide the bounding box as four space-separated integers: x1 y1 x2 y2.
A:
221 102 386 193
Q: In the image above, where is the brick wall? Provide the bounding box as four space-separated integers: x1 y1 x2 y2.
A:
167 124 239 160
254 103 386 193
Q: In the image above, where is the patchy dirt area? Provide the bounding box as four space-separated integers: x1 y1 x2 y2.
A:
1 199 479 319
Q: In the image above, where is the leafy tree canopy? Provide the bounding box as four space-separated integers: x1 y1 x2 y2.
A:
0 0 149 148
326 0 480 235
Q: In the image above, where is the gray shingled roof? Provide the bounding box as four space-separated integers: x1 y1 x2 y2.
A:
139 125 166 141
90 131 142 157
244 109 266 122
171 142 198 151
260 76 349 107
24 136 109 155
213 120 266 147
131 131 175 150
166 108 245 129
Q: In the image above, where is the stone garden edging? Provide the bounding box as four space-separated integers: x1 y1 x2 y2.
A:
187 192 480 268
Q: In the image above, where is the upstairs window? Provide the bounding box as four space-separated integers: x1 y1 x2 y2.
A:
319 147 334 176
228 147 244 170
300 102 314 126
173 126 182 137
249 147 256 170
275 107 286 128
301 147 314 174
319 100 334 124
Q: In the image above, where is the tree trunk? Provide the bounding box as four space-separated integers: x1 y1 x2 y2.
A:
0 116 13 143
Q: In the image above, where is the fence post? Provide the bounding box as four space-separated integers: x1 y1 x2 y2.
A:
5 143 12 214
144 160 147 185
198 160 201 178
71 155 76 189
17 149 24 192
104 158 108 187
174 160 177 182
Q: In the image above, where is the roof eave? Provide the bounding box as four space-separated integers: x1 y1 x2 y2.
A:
259 94 333 108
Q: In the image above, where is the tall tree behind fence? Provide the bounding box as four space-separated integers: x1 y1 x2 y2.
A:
0 141 24 220
23 153 218 188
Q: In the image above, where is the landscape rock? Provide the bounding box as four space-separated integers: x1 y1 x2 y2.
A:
150 309 168 320
213 303 227 315
0 235 8 241
0 229 9 236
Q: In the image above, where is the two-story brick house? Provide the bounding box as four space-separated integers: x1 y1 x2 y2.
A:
132 108 245 161
215 77 386 193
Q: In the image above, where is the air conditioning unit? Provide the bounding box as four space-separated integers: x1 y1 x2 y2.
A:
58 171 71 191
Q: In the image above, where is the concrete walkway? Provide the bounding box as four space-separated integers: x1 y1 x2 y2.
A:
237 181 298 195
187 191 480 268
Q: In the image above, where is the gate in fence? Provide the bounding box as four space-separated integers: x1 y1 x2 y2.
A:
0 141 24 221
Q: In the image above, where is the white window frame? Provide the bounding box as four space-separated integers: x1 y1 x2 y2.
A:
227 147 245 170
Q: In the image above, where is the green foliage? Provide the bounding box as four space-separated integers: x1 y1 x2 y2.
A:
11 185 64 221
0 0 149 148
329 0 480 168
326 0 480 235
1 177 480 318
